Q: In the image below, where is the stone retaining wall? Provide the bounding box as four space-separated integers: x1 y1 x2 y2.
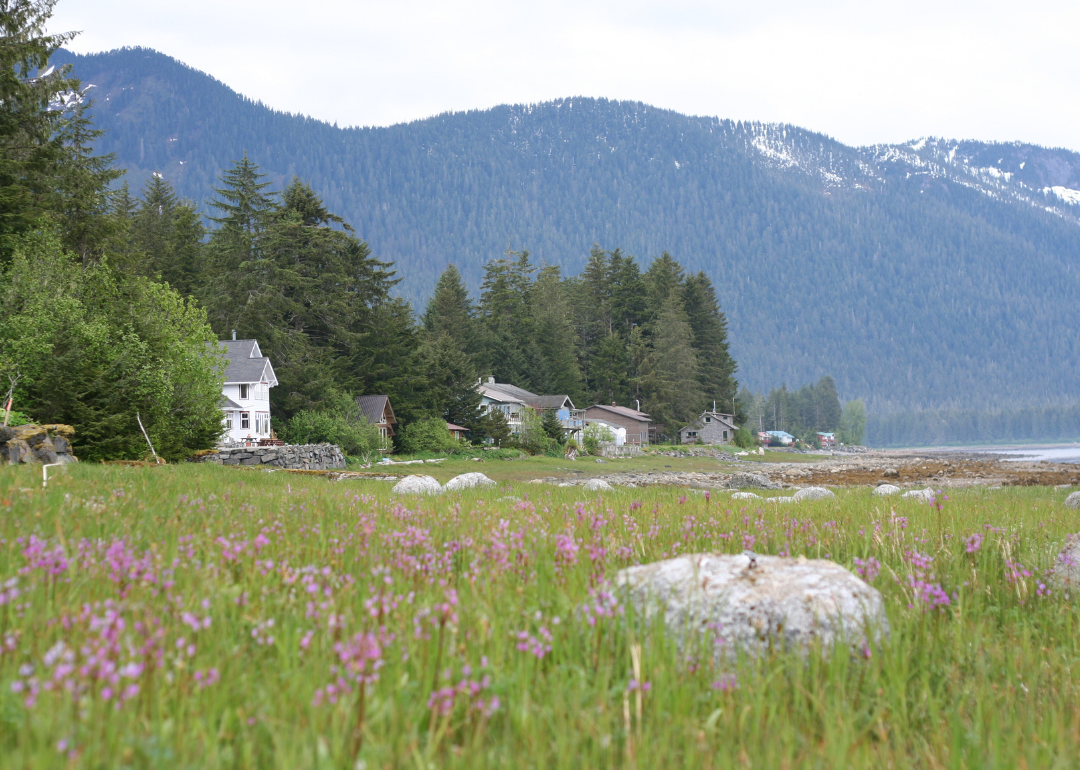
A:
199 444 346 470
0 424 79 465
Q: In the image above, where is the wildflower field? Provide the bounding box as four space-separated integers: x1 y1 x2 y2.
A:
1 463 1078 769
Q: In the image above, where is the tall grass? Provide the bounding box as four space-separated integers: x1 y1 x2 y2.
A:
0 463 1078 768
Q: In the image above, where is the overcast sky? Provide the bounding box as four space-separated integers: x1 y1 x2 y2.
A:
50 0 1080 151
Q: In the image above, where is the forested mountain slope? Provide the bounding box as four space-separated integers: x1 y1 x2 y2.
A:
53 47 1080 424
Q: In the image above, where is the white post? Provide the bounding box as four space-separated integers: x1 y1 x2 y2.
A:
42 462 62 488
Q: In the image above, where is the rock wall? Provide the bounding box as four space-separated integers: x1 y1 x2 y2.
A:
199 444 346 470
0 424 79 465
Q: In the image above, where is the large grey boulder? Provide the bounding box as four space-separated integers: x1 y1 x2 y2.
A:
391 475 443 495
872 484 902 497
725 473 780 490
614 553 888 657
765 496 796 504
582 478 614 492
1051 534 1080 591
444 472 496 491
1066 491 1080 510
793 486 836 502
901 487 935 502
730 491 761 500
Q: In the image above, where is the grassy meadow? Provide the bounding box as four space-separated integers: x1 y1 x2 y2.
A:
1 462 1079 768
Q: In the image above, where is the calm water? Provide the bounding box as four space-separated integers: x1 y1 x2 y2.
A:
978 445 1080 464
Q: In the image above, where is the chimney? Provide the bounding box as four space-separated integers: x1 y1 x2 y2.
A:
231 329 237 341
487 376 495 385
636 399 641 411
713 400 716 412
611 402 617 407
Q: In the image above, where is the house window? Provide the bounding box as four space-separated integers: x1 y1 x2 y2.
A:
705 416 712 423
224 412 233 429
240 412 250 430
723 430 728 440
239 384 249 400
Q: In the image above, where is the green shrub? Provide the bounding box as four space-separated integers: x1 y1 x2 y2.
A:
733 427 756 449
582 422 614 455
397 416 460 455
282 394 384 458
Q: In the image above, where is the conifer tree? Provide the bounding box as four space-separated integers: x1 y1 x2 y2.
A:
131 175 205 296
0 0 77 264
413 332 482 431
589 332 629 406
682 270 738 415
530 264 583 398
641 295 702 437
423 263 477 354
643 252 685 322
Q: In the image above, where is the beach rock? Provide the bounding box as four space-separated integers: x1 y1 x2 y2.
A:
872 484 902 497
883 468 900 478
444 472 496 491
902 488 935 502
765 496 796 504
1066 492 1080 510
582 478 614 492
1054 484 1073 491
614 553 888 657
1051 534 1080 591
730 491 761 500
391 475 443 495
792 486 836 502
725 473 779 490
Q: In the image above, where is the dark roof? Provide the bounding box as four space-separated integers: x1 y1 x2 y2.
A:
529 394 575 409
220 396 244 410
446 422 468 432
480 382 575 410
588 403 651 422
214 339 277 385
357 394 395 425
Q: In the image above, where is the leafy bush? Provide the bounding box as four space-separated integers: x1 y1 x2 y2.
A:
732 427 756 449
582 422 614 455
397 416 460 455
281 394 383 458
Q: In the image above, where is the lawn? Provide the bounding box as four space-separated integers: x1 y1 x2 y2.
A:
1 463 1078 768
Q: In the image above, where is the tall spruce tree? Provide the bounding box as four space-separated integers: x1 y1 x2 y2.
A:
682 270 738 415
0 0 78 264
131 175 205 296
641 295 702 437
423 263 478 354
530 264 583 398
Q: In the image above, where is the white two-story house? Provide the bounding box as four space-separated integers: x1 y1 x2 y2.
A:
216 335 277 444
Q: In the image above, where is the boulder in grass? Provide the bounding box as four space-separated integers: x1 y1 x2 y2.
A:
614 553 888 657
765 496 796 504
872 484 902 497
902 488 935 502
730 491 761 500
725 473 780 490
1066 491 1080 510
582 478 614 492
391 475 443 495
444 472 496 491
1051 533 1080 592
792 486 835 502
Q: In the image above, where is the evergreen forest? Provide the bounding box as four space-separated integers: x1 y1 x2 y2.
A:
47 47 1080 445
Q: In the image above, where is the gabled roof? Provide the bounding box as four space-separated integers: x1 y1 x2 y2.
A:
588 403 652 422
446 422 468 432
213 339 278 386
478 383 529 406
683 411 737 431
529 394 576 410
767 430 795 439
357 394 396 426
220 396 244 410
479 381 577 411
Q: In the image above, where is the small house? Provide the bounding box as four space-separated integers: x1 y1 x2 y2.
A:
679 411 737 445
817 432 837 447
447 422 468 441
477 377 585 442
583 403 653 446
766 430 795 446
357 395 397 449
216 336 277 444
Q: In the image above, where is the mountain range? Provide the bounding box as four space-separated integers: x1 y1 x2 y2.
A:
51 47 1080 440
